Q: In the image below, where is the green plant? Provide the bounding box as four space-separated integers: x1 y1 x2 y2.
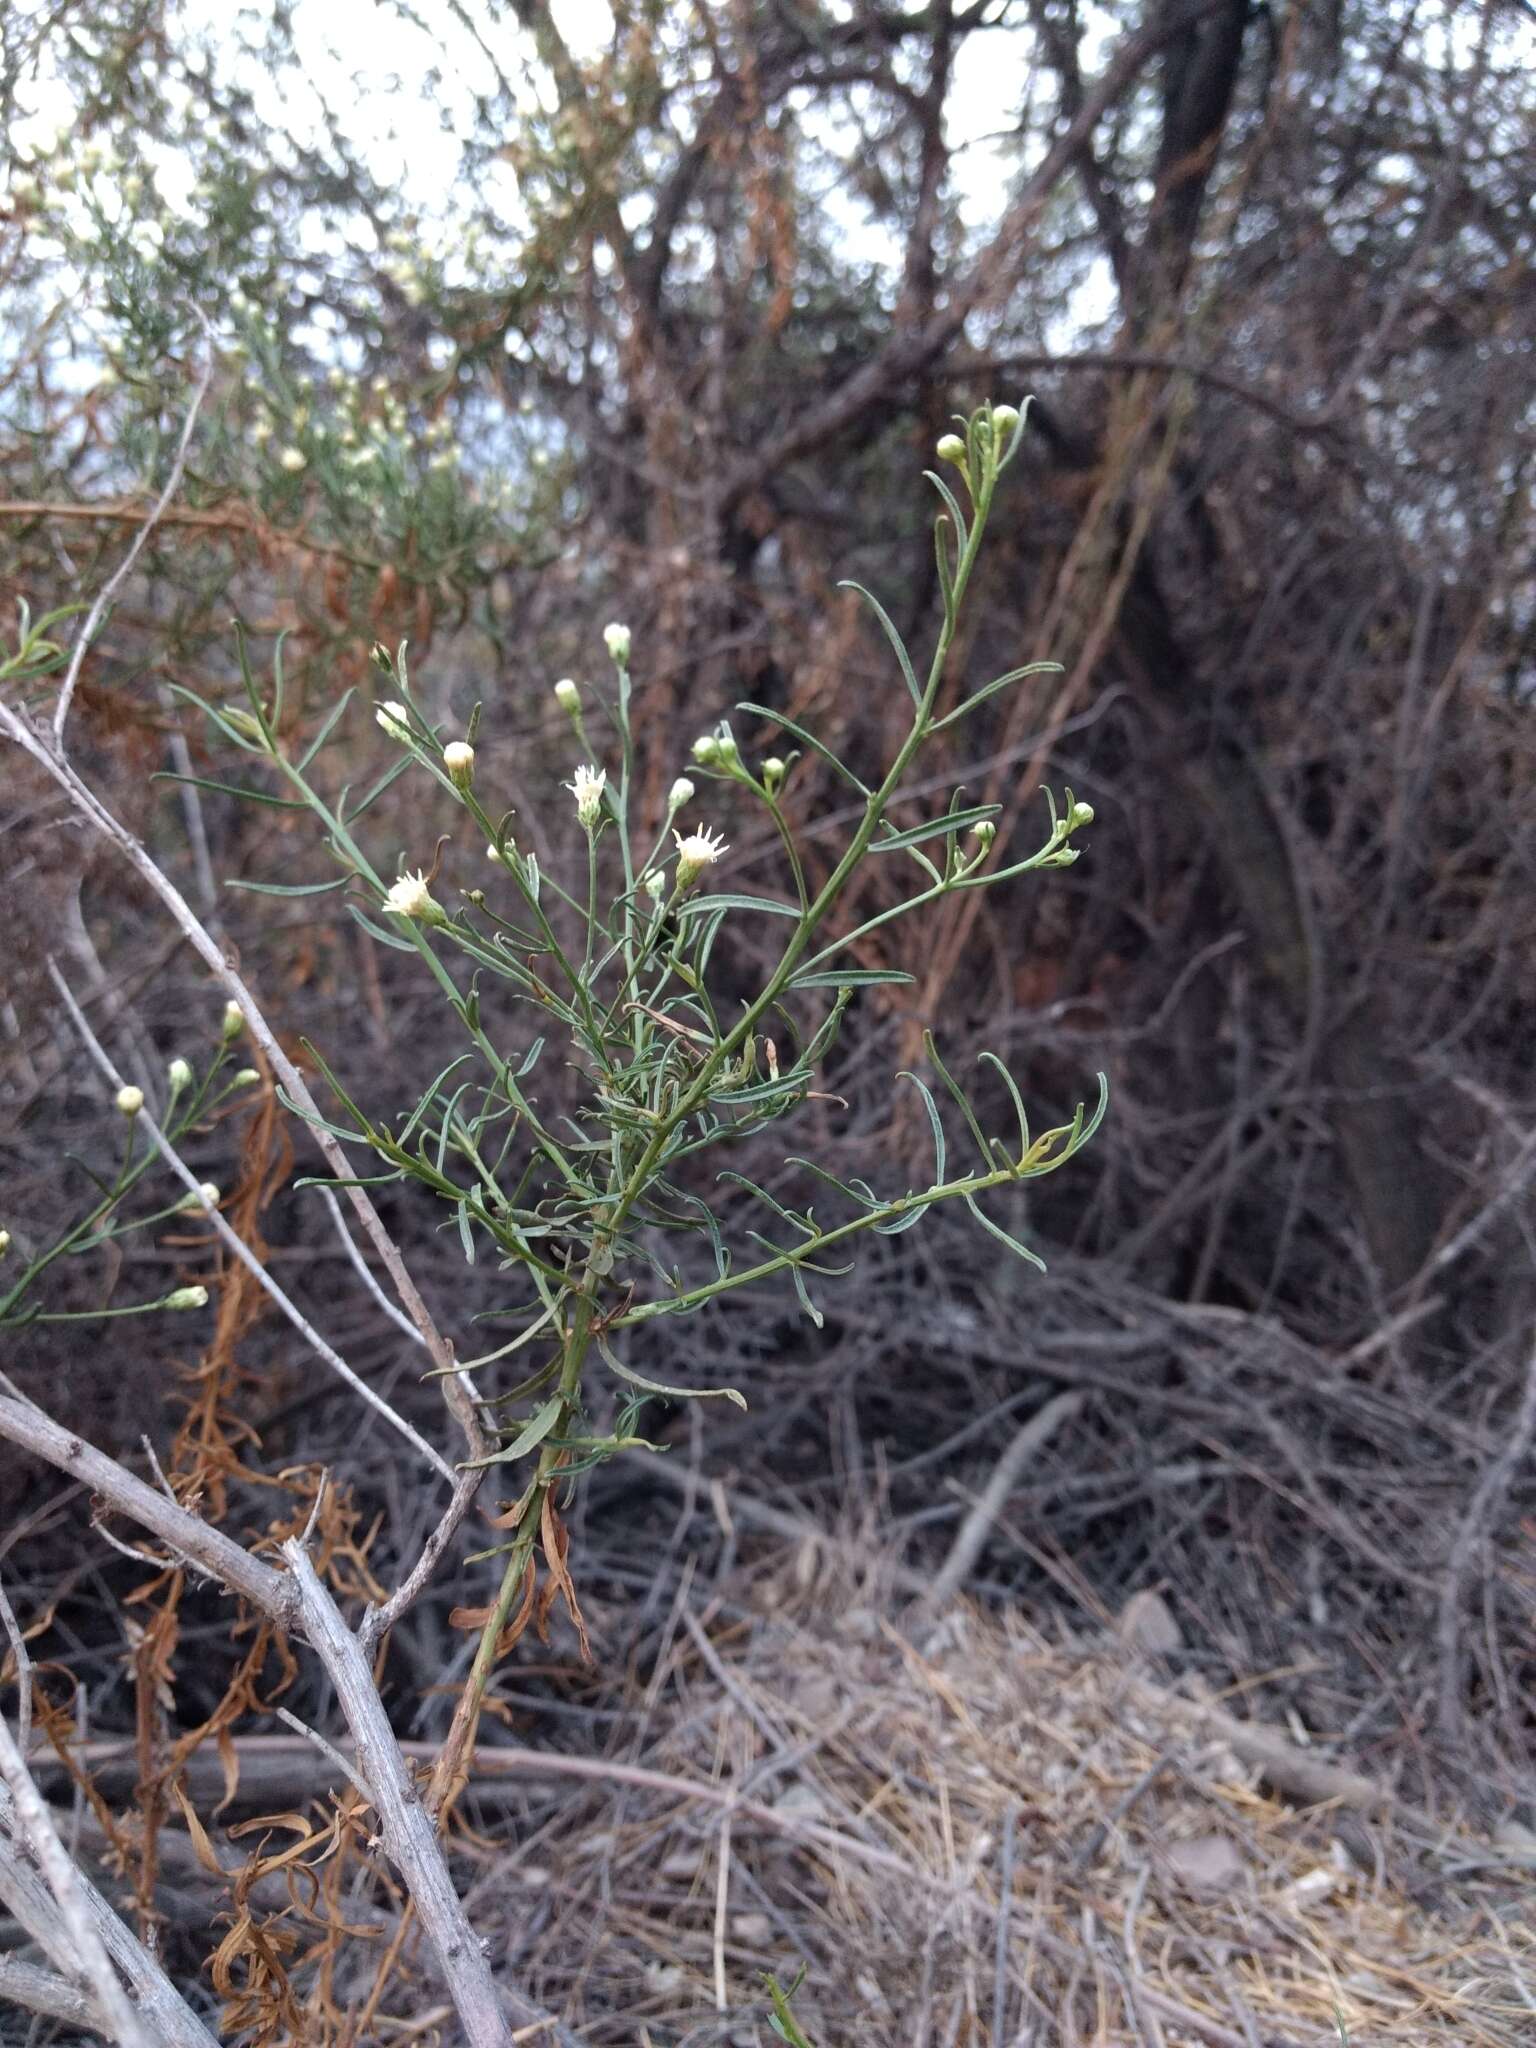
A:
181 399 1105 1792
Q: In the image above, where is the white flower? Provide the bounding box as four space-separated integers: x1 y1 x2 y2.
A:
167 1057 193 1092
667 776 694 811
603 621 631 666
278 446 306 473
553 678 580 711
0 1230 10 1257
375 699 412 741
221 1001 245 1041
672 825 729 890
233 1069 260 1087
115 1085 144 1117
179 1183 220 1211
165 1285 210 1311
566 763 606 831
383 869 444 923
443 739 475 788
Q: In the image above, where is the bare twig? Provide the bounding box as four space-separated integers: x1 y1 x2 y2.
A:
280 1540 574 2048
360 1471 484 1655
0 1710 155 2048
0 698 488 1468
0 1393 295 1624
47 959 457 1483
0 1572 32 1759
0 1778 219 2048
923 1391 1087 1609
0 1953 105 2033
53 330 214 744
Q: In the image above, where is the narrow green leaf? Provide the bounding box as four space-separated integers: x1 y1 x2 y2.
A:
226 873 353 898
297 687 357 769
923 1029 993 1167
838 578 921 707
787 968 915 990
978 1049 1031 1163
676 892 800 919
870 802 1000 853
735 702 871 797
929 662 1062 733
963 1193 1047 1272
898 1069 946 1185
603 1351 747 1410
156 772 307 810
465 1394 564 1467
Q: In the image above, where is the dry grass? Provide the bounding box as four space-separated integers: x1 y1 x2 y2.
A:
446 1557 1536 2044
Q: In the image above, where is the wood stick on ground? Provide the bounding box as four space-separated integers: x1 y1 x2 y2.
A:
923 1390 1087 1609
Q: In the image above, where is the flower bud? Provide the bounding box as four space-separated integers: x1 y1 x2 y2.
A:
179 1183 220 1212
936 433 967 466
643 869 666 905
667 776 695 811
970 820 996 851
1067 799 1095 830
0 1230 11 1258
486 842 504 864
762 756 786 794
116 1085 144 1117
165 1285 210 1311
167 1057 193 1093
443 739 474 789
370 642 392 670
375 699 412 741
990 403 1021 439
221 1001 245 1042
603 622 631 667
553 678 580 712
691 734 720 766
233 1068 260 1088
713 732 739 769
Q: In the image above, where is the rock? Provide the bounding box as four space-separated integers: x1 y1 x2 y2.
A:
1118 1589 1184 1655
1164 1832 1245 1896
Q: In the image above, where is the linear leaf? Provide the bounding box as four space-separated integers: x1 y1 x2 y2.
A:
226 873 352 898
735 703 871 796
676 892 800 919
156 772 307 810
786 968 915 990
963 1193 1047 1272
465 1394 564 1467
930 662 1062 732
838 578 922 707
870 802 999 853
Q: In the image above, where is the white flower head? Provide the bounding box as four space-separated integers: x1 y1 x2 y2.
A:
179 1183 220 1211
383 869 446 925
553 678 580 712
0 1230 10 1258
165 1285 210 1311
667 776 694 811
566 762 607 831
375 699 412 741
603 621 631 667
443 739 474 788
233 1068 260 1088
672 824 729 891
278 446 306 473
167 1056 193 1092
643 868 667 904
221 1001 245 1042
115 1085 144 1117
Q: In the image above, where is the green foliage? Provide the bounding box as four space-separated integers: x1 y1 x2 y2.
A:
179 400 1106 1719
